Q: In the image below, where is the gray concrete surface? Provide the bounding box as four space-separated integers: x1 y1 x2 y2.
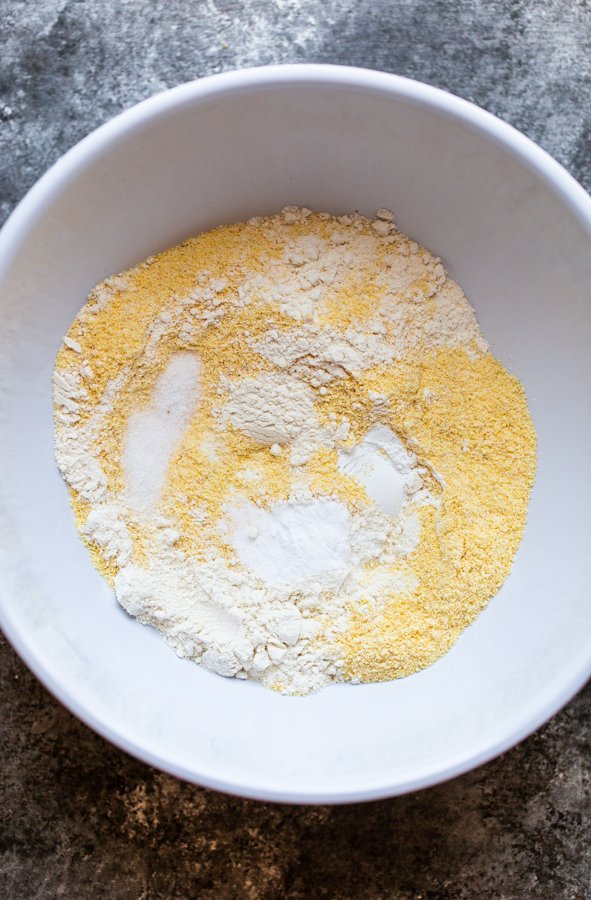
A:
1 1 590 897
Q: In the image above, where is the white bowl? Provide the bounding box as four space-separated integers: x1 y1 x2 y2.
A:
1 65 590 804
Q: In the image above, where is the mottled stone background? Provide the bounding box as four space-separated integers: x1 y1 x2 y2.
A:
1 1 590 897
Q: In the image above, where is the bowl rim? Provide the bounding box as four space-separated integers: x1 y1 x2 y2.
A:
1 63 591 804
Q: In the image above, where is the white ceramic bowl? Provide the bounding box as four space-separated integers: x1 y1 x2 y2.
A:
1 65 590 804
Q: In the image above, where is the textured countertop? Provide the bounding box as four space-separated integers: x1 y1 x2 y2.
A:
1 2 590 897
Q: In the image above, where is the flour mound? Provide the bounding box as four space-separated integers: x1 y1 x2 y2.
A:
53 206 536 694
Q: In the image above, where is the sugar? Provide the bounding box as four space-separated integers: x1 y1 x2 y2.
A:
123 352 201 512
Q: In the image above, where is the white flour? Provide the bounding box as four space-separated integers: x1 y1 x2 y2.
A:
53 206 487 694
222 372 326 467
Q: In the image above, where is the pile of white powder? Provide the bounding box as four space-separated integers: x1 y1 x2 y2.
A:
53 206 487 694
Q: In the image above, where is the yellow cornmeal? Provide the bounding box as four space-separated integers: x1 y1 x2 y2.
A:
54 208 537 689
340 349 536 680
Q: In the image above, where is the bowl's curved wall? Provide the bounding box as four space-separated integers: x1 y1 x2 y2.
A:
1 66 590 803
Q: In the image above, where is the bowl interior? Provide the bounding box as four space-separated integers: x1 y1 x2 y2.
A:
1 69 591 802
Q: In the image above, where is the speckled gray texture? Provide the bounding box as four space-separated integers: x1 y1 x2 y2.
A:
0 1 590 897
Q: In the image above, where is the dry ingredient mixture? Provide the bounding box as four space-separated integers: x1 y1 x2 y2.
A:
53 207 537 695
